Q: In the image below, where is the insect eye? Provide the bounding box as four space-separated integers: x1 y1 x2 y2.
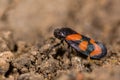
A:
59 32 64 37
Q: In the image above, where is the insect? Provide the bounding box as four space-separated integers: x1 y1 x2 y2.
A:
54 27 107 59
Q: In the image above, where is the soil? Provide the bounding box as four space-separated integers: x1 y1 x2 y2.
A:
0 0 120 80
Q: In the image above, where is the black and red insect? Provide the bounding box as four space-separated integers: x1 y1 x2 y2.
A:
54 27 107 59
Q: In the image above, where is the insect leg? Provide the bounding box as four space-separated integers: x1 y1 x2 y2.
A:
47 40 64 53
66 45 73 61
87 55 93 64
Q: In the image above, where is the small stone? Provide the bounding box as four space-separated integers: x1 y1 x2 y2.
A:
0 51 14 62
18 73 44 80
0 58 9 75
0 51 14 76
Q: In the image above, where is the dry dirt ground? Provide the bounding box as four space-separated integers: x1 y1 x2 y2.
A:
0 0 120 80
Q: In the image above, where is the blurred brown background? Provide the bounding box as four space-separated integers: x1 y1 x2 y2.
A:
0 0 120 43
0 0 120 80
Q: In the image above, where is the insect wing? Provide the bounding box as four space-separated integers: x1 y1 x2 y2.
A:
66 40 89 56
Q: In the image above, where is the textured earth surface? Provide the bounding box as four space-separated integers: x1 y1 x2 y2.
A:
0 0 120 80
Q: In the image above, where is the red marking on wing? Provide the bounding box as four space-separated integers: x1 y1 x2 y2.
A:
66 34 82 41
90 39 102 56
79 41 88 51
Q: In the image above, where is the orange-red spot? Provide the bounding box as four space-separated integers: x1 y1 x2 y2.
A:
66 34 82 41
79 41 88 51
90 39 95 43
90 39 102 56
90 43 102 57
